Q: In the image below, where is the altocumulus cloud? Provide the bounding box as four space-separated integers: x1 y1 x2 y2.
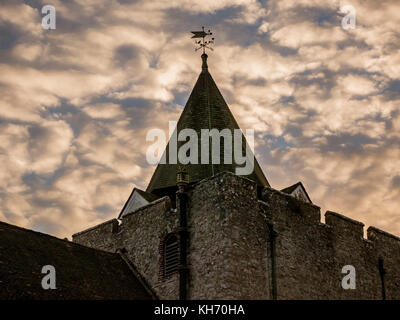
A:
0 0 399 237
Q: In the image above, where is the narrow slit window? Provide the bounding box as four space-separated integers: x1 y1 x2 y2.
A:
164 234 179 278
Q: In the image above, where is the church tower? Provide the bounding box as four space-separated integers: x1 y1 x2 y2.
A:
4 27 400 301
72 32 400 300
147 53 269 197
74 51 274 299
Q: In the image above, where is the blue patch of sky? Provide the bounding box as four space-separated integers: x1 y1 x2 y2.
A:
279 95 295 105
276 136 289 149
24 0 43 10
95 205 114 218
259 134 292 150
171 88 191 108
320 133 378 153
383 80 400 98
313 8 339 26
41 97 80 115
0 23 21 50
22 167 67 190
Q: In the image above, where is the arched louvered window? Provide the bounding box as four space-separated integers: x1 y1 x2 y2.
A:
164 234 179 278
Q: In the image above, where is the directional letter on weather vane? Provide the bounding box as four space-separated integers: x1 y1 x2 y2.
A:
191 26 215 53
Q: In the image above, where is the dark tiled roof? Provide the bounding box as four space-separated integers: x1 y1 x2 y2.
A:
281 181 312 203
147 54 269 193
136 188 160 202
0 221 154 300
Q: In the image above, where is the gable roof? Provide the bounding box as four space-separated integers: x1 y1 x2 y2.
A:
0 221 154 300
146 54 269 194
118 188 160 219
281 181 312 203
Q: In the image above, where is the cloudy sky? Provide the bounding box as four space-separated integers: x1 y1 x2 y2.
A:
0 0 399 238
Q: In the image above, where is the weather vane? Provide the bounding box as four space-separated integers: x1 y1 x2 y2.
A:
191 26 214 54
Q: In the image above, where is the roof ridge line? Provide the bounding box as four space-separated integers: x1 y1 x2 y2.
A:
0 220 122 257
116 249 159 300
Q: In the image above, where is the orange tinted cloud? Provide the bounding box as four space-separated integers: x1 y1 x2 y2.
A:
0 0 399 237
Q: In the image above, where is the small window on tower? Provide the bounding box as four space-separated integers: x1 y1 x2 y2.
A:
163 234 179 278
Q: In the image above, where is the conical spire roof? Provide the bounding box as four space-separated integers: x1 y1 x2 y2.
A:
147 54 269 194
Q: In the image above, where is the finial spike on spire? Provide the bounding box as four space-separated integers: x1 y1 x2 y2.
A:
201 53 208 72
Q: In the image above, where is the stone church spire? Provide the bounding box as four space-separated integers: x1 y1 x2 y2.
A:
146 53 270 195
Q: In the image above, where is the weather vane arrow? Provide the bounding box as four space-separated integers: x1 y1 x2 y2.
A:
191 30 207 38
191 26 214 54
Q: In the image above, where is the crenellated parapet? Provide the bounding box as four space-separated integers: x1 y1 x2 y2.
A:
260 183 400 299
71 171 400 299
260 183 400 245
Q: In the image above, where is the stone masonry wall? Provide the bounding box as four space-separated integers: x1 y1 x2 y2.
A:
73 197 180 299
73 171 400 299
261 187 400 299
187 173 271 299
